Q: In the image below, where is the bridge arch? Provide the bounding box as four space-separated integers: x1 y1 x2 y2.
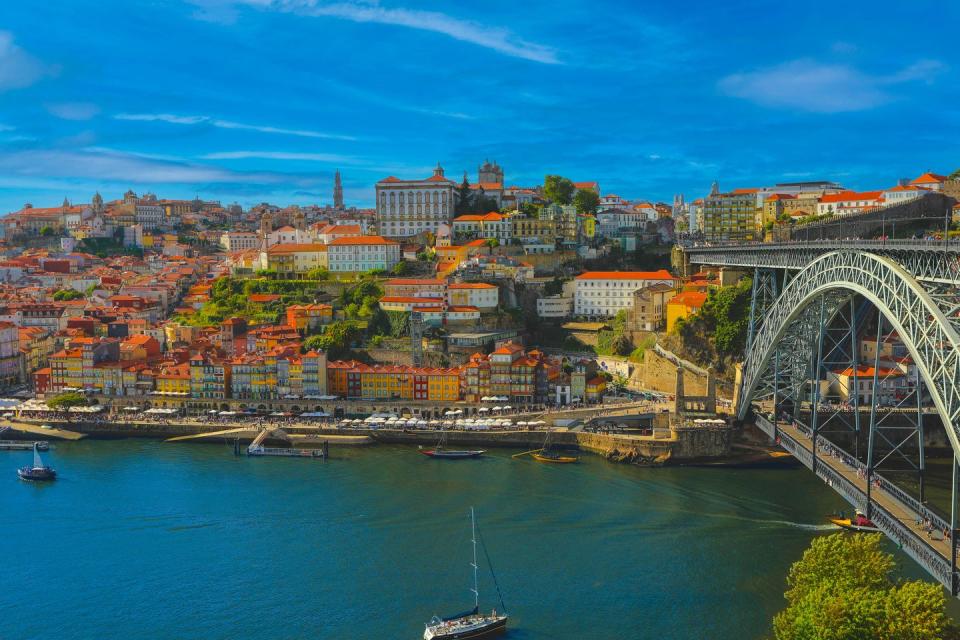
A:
739 250 960 456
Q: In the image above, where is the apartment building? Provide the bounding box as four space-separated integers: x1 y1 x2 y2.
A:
573 270 676 318
327 236 400 273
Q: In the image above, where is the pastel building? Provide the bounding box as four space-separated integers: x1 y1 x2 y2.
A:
327 236 400 272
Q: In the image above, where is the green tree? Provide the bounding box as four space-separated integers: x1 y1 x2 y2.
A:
391 261 411 276
543 175 575 205
485 238 499 254
610 373 629 392
46 391 88 410
773 533 949 640
40 225 55 237
53 289 84 301
306 266 330 280
520 202 540 217
573 189 600 215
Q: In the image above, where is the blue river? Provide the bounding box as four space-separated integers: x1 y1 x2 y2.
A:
0 440 933 639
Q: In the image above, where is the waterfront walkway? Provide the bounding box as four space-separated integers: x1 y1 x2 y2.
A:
755 414 957 592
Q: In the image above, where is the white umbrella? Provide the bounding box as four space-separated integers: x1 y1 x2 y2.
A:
444 410 456 416
517 421 528 426
478 407 489 413
491 406 502 411
502 405 512 410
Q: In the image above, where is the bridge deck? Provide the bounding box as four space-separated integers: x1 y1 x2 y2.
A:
755 414 956 590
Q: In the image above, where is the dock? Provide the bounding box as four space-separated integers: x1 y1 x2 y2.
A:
3 421 86 441
0 440 49 451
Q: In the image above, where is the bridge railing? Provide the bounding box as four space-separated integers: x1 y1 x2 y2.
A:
688 238 958 252
759 415 957 587
757 415 956 589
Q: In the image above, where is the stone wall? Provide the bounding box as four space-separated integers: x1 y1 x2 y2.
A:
639 348 708 395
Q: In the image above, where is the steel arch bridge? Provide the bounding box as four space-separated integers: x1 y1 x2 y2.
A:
731 249 960 594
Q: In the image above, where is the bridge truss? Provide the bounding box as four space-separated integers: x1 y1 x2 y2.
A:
736 250 960 593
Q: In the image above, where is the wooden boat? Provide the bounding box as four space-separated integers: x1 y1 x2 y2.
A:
419 431 485 460
829 511 879 532
531 451 579 464
423 508 508 640
17 442 56 481
530 429 579 464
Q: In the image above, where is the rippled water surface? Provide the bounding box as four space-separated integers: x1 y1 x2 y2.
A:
1 439 903 639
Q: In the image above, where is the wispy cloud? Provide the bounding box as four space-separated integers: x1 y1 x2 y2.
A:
0 31 55 91
201 150 356 162
46 102 101 121
0 124 14 132
193 1 560 64
718 58 947 113
0 148 281 184
114 112 356 140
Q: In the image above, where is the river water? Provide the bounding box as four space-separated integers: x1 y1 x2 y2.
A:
0 440 928 639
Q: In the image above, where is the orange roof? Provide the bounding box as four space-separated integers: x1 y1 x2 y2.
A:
249 294 281 303
453 212 505 222
266 243 327 253
425 174 454 182
911 172 947 185
669 291 708 308
833 366 903 377
378 176 401 183
765 193 796 201
468 182 503 191
380 296 444 304
447 305 479 312
731 188 760 195
820 190 884 204
329 235 398 246
449 282 496 289
385 278 445 286
573 181 598 190
576 270 674 281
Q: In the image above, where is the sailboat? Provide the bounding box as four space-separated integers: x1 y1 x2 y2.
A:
17 442 57 481
424 508 508 640
419 430 485 459
531 429 578 464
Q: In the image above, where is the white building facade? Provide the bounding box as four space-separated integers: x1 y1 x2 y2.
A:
327 236 400 272
573 270 676 318
375 164 457 238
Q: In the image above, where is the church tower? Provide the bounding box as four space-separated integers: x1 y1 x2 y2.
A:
92 192 104 214
260 212 273 238
333 169 344 209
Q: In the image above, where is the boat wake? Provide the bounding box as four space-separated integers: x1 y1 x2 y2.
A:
764 520 841 532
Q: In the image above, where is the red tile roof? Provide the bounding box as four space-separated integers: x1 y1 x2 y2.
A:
329 235 398 246
576 270 675 281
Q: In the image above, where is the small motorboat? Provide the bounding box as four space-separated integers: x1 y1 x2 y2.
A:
829 510 879 532
17 442 56 482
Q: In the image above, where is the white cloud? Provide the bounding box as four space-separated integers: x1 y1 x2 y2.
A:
718 58 947 113
0 124 14 132
192 1 560 64
0 31 53 91
0 148 281 184
114 112 356 140
46 102 101 121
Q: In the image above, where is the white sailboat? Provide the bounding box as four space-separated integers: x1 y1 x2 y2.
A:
424 508 508 639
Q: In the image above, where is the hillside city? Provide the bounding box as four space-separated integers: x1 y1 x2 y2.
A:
4 163 959 416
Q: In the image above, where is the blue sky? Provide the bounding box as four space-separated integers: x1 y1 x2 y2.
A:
1 1 958 212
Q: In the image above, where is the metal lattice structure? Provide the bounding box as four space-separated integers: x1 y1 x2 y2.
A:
738 250 960 451
733 249 960 593
689 240 960 284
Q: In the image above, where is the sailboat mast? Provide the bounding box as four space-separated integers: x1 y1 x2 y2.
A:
470 507 479 611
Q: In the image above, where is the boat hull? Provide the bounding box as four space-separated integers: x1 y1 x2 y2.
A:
829 517 880 532
531 453 578 464
420 450 485 459
424 616 507 639
17 467 56 481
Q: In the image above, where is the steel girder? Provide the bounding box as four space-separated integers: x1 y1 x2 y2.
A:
689 241 960 284
738 250 960 459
